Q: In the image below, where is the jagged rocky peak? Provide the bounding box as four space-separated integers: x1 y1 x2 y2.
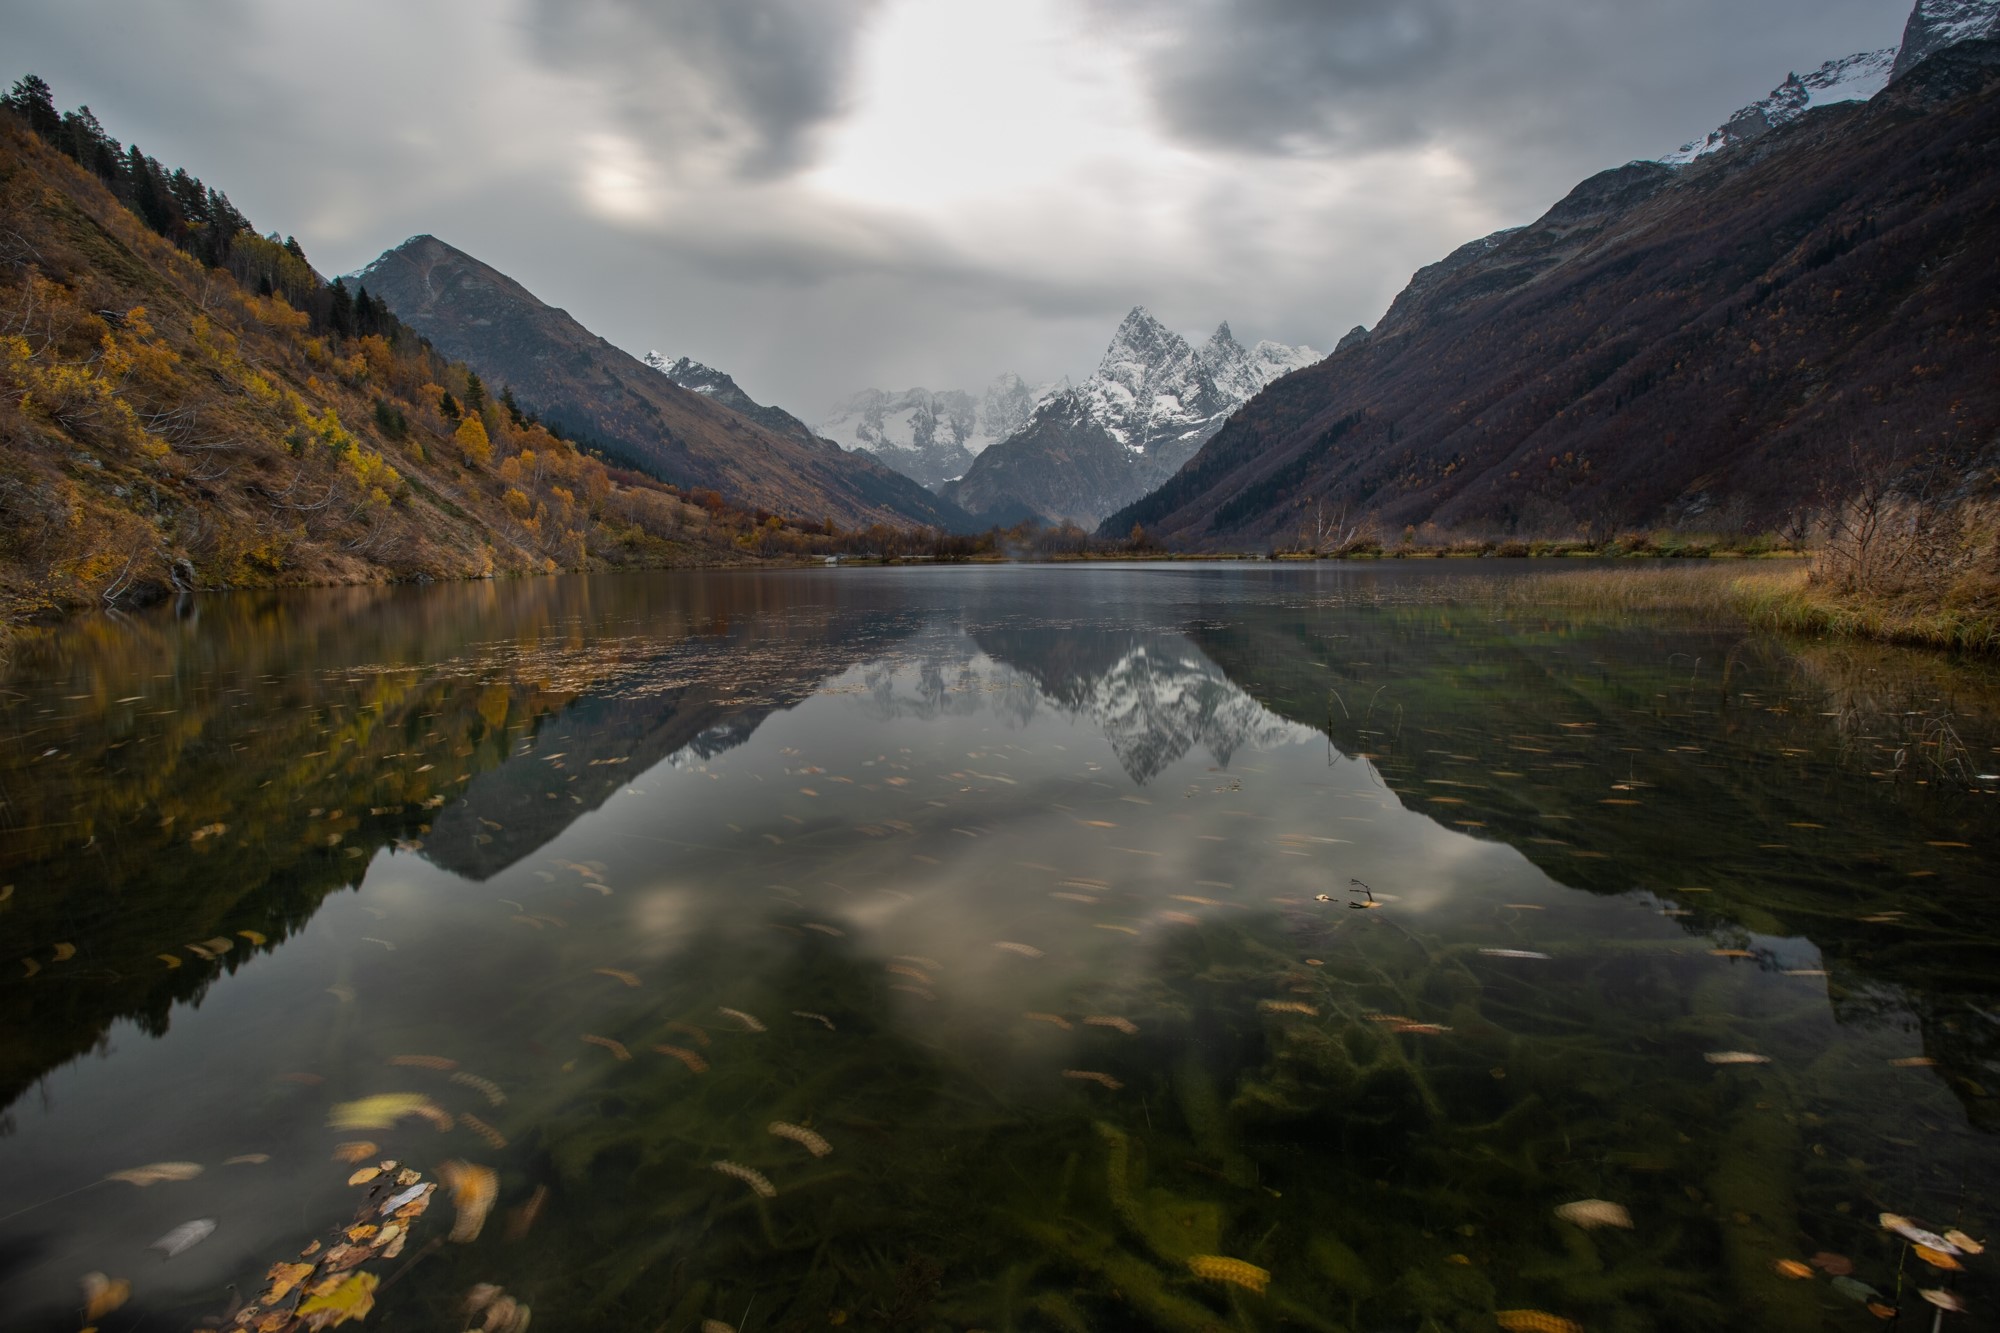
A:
1335 325 1371 353
1895 0 2000 77
1664 0 2000 163
644 351 731 396
1664 49 1896 163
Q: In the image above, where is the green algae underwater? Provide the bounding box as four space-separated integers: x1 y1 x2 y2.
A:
1 563 1997 1332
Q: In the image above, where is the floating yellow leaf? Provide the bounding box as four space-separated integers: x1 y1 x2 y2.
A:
581 1034 631 1060
326 1093 444 1131
262 1261 314 1303
436 1160 497 1242
1914 1244 1963 1271
347 1167 381 1186
296 1270 378 1326
158 954 182 968
106 1161 203 1186
332 1141 378 1164
1496 1313 1582 1333
81 1272 131 1320
1187 1255 1269 1295
1944 1229 1984 1255
1773 1258 1814 1279
238 930 267 946
51 942 75 962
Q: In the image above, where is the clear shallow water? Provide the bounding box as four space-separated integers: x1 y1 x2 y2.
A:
1 563 1998 1332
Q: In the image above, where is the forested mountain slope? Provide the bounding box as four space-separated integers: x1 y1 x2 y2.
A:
1107 42 2000 548
0 81 937 625
357 235 977 533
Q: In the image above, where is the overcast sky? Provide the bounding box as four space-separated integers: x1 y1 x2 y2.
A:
6 0 1911 416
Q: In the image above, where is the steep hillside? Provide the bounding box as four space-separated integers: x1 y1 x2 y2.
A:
1106 41 2000 548
642 351 823 448
0 99 732 623
357 235 975 532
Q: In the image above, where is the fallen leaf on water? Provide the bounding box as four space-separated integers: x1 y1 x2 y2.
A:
387 1054 458 1071
594 967 641 987
51 942 75 962
81 1272 130 1320
332 1142 378 1164
437 1160 498 1242
1867 1301 1898 1319
717 1007 767 1032
1555 1199 1634 1230
1812 1251 1854 1276
1186 1254 1269 1294
238 930 267 946
106 1161 203 1186
1704 1051 1771 1065
655 1044 710 1073
157 953 182 968
993 941 1044 958
711 1160 776 1198
1920 1289 1968 1313
505 1185 549 1241
445 1106 501 1152
21 957 39 978
1890 1056 1938 1068
327 1094 446 1132
1914 1244 1963 1271
1945 1229 1985 1255
263 1260 315 1303
151 1218 216 1258
1773 1259 1814 1279
1881 1214 1961 1253
347 1167 381 1186
769 1121 832 1157
296 1271 379 1326
1084 1015 1138 1034
1062 1070 1123 1090
1496 1312 1582 1333
1025 1012 1073 1030
580 1034 631 1061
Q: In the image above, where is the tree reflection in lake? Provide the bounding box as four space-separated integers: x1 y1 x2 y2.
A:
0 564 1995 1330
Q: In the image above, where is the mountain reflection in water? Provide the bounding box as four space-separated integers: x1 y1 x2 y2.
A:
0 564 1996 1331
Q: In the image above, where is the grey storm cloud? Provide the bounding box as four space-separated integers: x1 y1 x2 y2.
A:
0 0 1919 417
525 0 882 177
1089 0 1903 169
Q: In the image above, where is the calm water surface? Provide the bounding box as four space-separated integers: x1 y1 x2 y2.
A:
2 564 1998 1332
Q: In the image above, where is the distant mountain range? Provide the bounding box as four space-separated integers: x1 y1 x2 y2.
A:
355 236 975 532
930 310 1318 527
816 376 1052 490
1105 7 2000 547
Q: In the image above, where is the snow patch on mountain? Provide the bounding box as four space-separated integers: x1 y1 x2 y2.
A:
1663 48 1896 163
1894 0 2000 77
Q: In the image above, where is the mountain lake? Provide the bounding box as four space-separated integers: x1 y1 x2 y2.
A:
1 562 1997 1332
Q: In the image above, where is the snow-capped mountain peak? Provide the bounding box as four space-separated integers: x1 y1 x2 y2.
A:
1894 0 2000 78
1663 0 2000 164
1663 48 1896 163
643 350 728 394
815 374 1046 489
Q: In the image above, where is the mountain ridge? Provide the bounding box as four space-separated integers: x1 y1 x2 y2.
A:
1104 37 2000 547
356 235 976 532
